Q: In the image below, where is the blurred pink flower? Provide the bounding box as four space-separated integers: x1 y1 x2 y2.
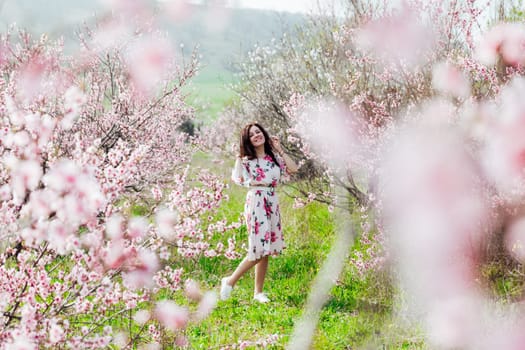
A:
505 216 525 263
10 159 43 205
432 61 471 99
133 309 151 325
194 291 217 321
49 322 65 344
155 207 179 240
476 22 525 67
184 279 202 301
104 238 127 269
293 98 369 172
425 295 482 349
154 300 189 331
125 36 174 95
17 57 48 101
91 19 132 52
355 4 435 67
127 216 149 239
123 249 159 289
482 77 525 200
61 86 86 130
106 214 124 239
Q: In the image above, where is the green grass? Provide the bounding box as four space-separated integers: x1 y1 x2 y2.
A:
168 179 400 349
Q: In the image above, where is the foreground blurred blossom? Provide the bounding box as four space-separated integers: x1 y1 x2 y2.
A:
292 98 369 172
155 207 179 240
355 5 435 68
432 61 471 99
425 294 483 349
505 216 525 263
184 279 202 301
194 291 218 321
482 77 525 200
123 248 160 289
125 36 174 95
16 56 48 101
106 214 124 239
61 86 87 130
9 159 42 205
133 310 151 325
154 300 189 331
379 118 489 348
5 337 37 350
476 22 525 67
90 19 132 52
128 216 149 239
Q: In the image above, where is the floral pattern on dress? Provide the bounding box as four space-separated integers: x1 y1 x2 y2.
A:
232 154 288 260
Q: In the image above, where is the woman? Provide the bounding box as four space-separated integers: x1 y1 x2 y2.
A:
220 122 298 303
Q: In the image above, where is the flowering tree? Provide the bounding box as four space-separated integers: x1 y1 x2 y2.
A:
217 0 525 348
0 5 242 347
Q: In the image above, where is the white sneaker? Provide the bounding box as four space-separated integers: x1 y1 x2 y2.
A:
253 292 270 303
220 277 233 300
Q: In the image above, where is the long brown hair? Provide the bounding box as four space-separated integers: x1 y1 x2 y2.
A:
239 122 279 165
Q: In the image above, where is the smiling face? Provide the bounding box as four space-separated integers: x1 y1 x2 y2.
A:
249 125 265 148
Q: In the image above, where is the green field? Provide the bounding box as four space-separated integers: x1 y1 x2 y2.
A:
185 65 238 124
164 176 425 349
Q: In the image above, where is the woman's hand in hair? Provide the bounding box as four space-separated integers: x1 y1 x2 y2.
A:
271 136 284 156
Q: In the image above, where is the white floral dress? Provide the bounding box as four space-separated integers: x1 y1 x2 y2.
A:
232 154 288 260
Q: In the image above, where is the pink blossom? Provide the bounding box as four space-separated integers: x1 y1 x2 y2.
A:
154 300 189 331
125 36 174 95
292 98 369 172
133 310 151 325
106 214 125 239
123 249 159 289
194 291 217 321
61 86 87 130
151 185 163 201
155 207 179 240
355 4 435 68
482 77 525 200
505 216 525 263
476 23 525 67
432 61 471 99
5 337 37 350
184 279 202 301
425 294 482 349
10 159 43 205
16 56 48 101
90 19 132 52
127 216 149 239
42 160 80 193
49 322 65 344
104 239 128 269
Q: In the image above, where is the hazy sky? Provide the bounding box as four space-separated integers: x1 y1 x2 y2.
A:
235 0 338 13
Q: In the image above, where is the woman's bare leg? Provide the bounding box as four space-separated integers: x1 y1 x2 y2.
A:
226 257 259 287
254 255 269 294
